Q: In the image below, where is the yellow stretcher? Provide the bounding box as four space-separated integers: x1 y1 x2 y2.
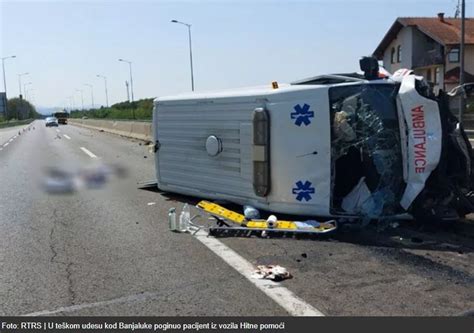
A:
196 200 337 235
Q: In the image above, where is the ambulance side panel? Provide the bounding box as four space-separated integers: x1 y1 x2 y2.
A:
265 88 332 216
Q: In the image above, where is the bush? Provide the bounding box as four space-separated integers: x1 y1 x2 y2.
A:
70 98 154 120
5 98 40 120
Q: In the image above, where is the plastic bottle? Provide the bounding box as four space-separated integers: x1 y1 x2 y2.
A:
168 208 177 232
243 205 260 219
178 203 191 232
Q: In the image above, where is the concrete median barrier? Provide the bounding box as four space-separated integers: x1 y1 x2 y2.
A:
68 119 152 141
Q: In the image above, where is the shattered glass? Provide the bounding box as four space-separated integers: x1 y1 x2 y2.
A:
330 84 405 218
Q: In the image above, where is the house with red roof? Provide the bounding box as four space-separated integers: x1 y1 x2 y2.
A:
373 13 474 93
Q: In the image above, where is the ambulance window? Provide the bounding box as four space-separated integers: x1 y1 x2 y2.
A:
329 84 404 217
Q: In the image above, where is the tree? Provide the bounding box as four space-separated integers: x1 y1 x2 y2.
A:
6 98 40 120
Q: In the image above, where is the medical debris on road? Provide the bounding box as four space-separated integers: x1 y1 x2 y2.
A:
168 201 337 237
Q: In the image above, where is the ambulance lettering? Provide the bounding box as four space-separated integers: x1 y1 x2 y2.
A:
411 105 427 174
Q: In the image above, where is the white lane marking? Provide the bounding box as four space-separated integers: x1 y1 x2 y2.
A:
4 142 9 147
9 138 13 142
193 230 324 316
56 129 60 133
21 234 322 317
22 233 323 317
63 134 71 140
13 135 17 139
80 147 97 158
22 292 162 316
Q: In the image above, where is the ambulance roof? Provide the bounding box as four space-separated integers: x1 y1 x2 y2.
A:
155 76 392 104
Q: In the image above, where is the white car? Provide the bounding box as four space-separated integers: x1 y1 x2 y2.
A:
45 117 58 127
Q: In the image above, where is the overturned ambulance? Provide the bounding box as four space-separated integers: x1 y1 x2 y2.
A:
153 58 474 222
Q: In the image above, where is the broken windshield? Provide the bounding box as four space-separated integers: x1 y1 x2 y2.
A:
329 83 405 218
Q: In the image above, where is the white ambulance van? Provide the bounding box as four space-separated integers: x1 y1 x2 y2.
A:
152 58 474 222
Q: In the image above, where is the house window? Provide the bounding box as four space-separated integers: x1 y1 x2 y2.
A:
448 47 460 63
397 45 402 63
426 69 432 82
391 47 396 64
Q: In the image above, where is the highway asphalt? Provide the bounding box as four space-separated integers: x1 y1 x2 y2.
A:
0 120 472 316
0 124 32 149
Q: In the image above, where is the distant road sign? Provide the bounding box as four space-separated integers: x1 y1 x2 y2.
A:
0 93 7 117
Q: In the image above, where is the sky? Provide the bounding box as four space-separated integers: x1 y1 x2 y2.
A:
1 0 473 112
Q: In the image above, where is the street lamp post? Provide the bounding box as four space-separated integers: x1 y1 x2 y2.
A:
96 74 109 107
171 19 194 91
1 55 16 98
26 88 34 102
67 97 72 111
18 72 29 98
23 82 32 100
84 83 94 109
118 59 134 102
125 81 130 102
28 91 35 104
76 89 84 110
69 96 76 110
20 83 32 119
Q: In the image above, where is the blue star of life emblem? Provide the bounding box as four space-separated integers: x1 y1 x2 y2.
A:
291 103 314 126
292 180 315 202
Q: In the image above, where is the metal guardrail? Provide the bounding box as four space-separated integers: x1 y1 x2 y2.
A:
0 119 34 129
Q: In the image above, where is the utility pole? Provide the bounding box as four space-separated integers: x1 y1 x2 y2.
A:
459 0 466 123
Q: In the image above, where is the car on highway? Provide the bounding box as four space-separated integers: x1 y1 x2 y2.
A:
45 117 59 127
152 57 474 223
